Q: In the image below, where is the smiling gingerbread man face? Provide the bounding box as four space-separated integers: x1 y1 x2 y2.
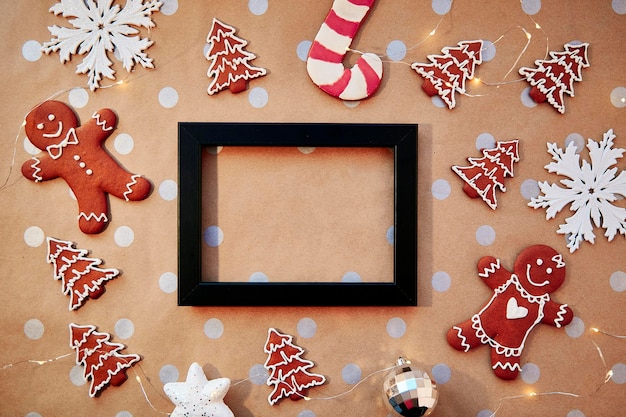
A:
514 244 566 296
25 100 78 151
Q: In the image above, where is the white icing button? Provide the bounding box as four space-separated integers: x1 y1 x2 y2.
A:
74 155 80 160
79 162 86 168
37 123 44 130
86 169 93 175
48 114 55 121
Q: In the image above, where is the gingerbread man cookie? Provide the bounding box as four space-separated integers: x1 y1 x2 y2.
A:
21 100 151 234
447 245 573 380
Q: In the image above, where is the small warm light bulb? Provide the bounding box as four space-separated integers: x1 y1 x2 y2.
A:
304 396 311 401
429 29 436 36
591 327 600 333
535 22 541 29
528 392 537 397
135 375 141 383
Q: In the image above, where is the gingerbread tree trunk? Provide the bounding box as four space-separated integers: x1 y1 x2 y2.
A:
411 40 483 109
264 328 326 405
206 18 267 95
69 323 141 397
519 43 589 114
452 140 520 210
47 237 120 310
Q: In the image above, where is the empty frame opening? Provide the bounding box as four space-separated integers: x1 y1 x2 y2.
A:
200 146 395 283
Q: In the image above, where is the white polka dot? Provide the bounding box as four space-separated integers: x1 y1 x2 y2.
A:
431 363 451 384
26 413 43 417
521 362 540 384
24 226 45 247
248 0 268 15
160 0 178 15
386 317 406 338
114 318 135 339
565 133 585 153
158 87 179 108
521 0 541 15
520 179 540 200
114 226 135 247
298 411 316 417
204 226 224 247
342 363 362 384
386 40 407 61
386 226 395 245
431 179 451 200
296 40 312 62
113 133 134 155
431 0 453 15
481 40 496 62
24 319 44 340
431 95 446 108
612 0 626 14
23 137 39 155
249 364 268 384
475 132 496 151
611 363 626 384
475 225 496 246
115 411 133 417
249 271 269 282
343 100 360 108
298 147 315 154
476 410 494 417
610 271 626 292
159 272 178 293
70 365 86 386
610 86 626 108
159 364 180 384
249 87 268 108
159 179 178 201
566 410 585 417
22 40 42 61
297 318 317 338
342 271 361 282
565 317 585 338
521 87 538 108
68 88 89 108
432 271 451 292
204 318 224 339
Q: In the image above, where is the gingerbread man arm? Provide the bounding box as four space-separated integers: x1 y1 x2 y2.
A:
21 154 59 182
541 300 573 328
476 256 511 290
81 108 117 144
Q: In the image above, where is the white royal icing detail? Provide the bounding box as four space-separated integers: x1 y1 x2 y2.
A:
554 304 569 328
42 121 63 138
551 253 565 268
123 174 142 201
478 258 501 278
46 128 78 159
452 326 471 352
92 112 113 131
492 361 521 372
506 297 529 320
30 157 43 182
526 263 550 287
78 212 108 223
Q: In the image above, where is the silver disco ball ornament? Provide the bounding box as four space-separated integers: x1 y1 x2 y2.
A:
382 357 438 417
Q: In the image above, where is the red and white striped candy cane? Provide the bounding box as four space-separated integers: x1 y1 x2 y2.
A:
307 0 383 101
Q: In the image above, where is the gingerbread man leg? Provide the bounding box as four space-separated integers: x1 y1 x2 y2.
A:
490 346 521 380
447 318 482 352
74 188 109 234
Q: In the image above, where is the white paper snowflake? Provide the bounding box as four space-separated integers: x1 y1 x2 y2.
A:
42 0 162 91
529 129 626 252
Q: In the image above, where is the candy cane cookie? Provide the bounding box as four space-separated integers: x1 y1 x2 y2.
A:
307 0 383 100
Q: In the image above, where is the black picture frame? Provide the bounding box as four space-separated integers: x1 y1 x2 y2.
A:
178 122 417 306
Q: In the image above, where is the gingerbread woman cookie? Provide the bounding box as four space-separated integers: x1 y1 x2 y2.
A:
21 100 151 234
447 245 573 380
